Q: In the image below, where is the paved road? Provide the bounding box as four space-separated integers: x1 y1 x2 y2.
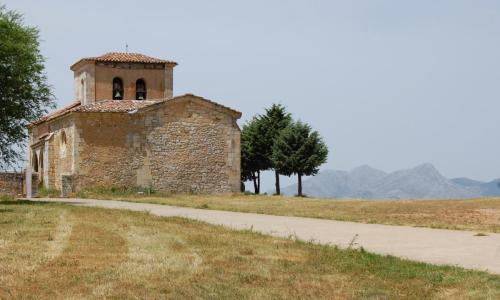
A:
29 198 500 274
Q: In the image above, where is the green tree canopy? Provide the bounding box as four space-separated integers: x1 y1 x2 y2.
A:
0 5 54 169
241 116 268 193
260 103 291 195
272 121 328 197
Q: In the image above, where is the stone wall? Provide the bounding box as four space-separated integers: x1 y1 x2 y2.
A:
0 172 38 196
147 99 240 193
0 173 23 196
73 63 96 105
94 63 171 101
74 112 144 190
28 115 75 191
46 119 75 191
73 96 240 193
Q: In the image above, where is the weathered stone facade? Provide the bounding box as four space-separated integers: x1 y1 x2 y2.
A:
28 53 241 195
28 114 76 191
0 172 38 196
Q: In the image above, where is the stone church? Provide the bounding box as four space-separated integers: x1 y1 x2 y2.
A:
28 52 241 195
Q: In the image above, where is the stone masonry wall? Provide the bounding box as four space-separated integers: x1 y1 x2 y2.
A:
46 118 75 191
73 97 240 194
74 113 144 190
0 172 38 196
146 99 240 193
0 173 23 196
73 63 96 105
29 116 75 192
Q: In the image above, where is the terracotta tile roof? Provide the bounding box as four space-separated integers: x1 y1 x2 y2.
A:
30 93 241 127
29 101 81 126
72 94 241 117
72 100 161 113
70 52 177 70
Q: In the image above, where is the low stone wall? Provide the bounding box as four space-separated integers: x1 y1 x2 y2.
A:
0 172 23 196
0 172 38 197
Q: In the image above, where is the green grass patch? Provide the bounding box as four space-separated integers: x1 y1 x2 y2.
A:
0 202 499 299
0 194 15 202
76 186 159 198
38 187 60 198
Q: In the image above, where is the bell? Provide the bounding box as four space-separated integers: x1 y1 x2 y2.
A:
114 91 122 98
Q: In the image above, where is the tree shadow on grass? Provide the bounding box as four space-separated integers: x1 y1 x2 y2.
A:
2 199 92 208
0 199 57 206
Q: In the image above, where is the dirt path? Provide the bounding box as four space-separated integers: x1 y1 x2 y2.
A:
30 198 500 274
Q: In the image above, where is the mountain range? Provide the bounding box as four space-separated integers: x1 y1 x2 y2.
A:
279 163 500 199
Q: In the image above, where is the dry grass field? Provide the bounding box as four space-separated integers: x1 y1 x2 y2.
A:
1 200 499 299
76 189 500 233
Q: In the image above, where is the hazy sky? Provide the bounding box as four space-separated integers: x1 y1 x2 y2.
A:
4 0 500 188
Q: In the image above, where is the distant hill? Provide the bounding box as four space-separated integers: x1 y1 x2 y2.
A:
451 177 500 197
279 163 499 199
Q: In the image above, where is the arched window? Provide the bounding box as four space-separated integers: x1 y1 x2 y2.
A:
32 152 38 172
39 150 43 170
61 130 67 145
80 79 84 102
112 77 124 100
136 79 146 100
60 130 67 156
80 77 87 104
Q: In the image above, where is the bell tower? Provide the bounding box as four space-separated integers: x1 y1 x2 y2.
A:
70 52 177 105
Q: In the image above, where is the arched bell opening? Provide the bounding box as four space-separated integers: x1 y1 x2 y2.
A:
136 79 146 100
112 77 124 100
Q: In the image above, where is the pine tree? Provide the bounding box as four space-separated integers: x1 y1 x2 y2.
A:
272 121 328 197
259 104 291 195
241 116 268 193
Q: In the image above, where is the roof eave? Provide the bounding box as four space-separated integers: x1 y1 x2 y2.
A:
70 59 93 71
131 95 241 119
70 59 178 71
28 110 74 128
28 101 81 127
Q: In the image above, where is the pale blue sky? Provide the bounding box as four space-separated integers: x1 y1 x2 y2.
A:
5 0 500 188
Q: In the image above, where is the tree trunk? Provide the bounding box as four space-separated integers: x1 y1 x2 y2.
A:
275 170 280 195
252 172 258 194
297 173 302 197
257 170 261 194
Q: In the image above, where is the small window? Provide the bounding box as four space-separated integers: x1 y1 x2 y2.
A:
32 153 38 172
81 78 86 105
39 150 43 170
61 131 67 145
60 130 67 156
80 79 84 101
136 79 146 100
112 77 124 100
